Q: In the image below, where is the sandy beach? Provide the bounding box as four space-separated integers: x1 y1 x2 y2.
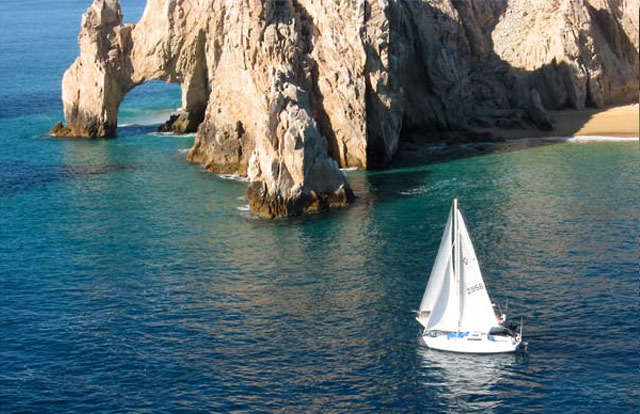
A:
475 104 639 141
396 103 638 164
550 104 639 138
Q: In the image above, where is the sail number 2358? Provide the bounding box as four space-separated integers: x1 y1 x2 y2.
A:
466 283 484 295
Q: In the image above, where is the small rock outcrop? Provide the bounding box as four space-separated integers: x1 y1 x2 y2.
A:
528 89 554 131
158 112 198 134
53 0 639 217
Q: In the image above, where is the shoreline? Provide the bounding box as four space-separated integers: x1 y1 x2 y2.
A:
514 135 638 142
396 104 638 165
475 104 639 141
550 104 639 138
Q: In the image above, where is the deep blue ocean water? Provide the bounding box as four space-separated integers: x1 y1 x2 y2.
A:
1 1 639 413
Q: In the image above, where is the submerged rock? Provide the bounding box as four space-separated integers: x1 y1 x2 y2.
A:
53 0 639 217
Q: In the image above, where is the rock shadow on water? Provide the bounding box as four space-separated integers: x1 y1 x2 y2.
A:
393 134 561 169
0 163 135 197
229 166 434 223
295 166 431 219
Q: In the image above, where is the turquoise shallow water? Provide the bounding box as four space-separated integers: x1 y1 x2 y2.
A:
1 1 639 413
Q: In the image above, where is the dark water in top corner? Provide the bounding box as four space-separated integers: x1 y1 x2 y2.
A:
1 1 639 413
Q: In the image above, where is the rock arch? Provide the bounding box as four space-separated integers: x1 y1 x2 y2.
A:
51 0 209 138
52 0 354 218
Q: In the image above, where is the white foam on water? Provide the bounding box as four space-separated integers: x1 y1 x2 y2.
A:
340 167 359 172
557 135 638 142
236 204 250 212
148 132 197 138
119 107 184 128
177 148 190 154
508 135 638 144
218 174 249 182
400 186 428 196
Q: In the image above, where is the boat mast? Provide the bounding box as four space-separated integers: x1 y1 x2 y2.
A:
458 200 464 332
452 198 457 277
454 198 467 332
452 198 460 332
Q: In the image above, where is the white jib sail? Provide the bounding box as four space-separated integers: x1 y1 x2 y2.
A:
456 211 500 333
426 258 460 331
419 207 460 332
419 208 452 316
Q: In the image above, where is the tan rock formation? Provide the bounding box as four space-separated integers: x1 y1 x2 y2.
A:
53 0 638 217
491 0 639 109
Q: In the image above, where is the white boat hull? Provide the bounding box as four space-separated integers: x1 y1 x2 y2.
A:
422 330 521 354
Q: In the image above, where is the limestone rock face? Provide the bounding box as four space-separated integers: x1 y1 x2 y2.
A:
490 0 639 109
52 0 126 138
54 0 638 217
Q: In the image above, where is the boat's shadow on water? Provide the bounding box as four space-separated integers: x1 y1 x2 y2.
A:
416 341 529 412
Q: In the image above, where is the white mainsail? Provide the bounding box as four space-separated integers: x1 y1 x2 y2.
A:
419 200 500 334
456 211 501 333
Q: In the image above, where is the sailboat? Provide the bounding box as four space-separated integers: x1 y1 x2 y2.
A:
416 199 522 354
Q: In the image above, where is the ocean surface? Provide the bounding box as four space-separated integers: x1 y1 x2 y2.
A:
1 1 638 413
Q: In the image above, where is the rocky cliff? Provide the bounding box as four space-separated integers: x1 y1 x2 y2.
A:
52 0 639 217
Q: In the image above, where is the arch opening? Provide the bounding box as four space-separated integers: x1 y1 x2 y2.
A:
117 80 207 135
118 80 181 127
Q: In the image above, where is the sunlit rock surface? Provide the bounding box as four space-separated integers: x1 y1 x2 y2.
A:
53 0 639 217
